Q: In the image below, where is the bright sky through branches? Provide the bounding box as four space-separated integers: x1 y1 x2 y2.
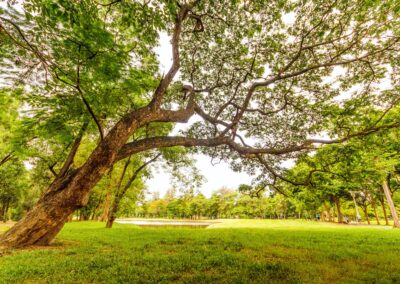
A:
148 32 256 198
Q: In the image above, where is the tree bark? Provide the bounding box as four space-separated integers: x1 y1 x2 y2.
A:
371 199 380 225
100 169 114 222
382 179 400 228
105 156 132 228
334 197 343 223
363 206 370 224
0 201 10 223
379 196 389 225
90 195 104 221
0 204 5 222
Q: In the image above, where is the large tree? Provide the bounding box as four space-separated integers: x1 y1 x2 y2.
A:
1 0 400 248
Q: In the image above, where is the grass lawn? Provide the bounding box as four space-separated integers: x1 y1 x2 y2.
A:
0 220 399 283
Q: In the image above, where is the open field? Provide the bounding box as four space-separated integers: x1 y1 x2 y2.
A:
0 220 399 283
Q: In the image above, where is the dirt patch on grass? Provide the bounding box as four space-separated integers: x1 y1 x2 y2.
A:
0 239 81 257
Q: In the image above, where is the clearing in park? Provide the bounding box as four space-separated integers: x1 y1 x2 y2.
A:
1 220 400 283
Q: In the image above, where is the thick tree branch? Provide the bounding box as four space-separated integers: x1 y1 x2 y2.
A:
149 5 190 109
117 119 400 162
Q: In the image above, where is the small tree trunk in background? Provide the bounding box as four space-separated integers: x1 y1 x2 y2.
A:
334 197 343 223
90 211 97 221
100 178 113 222
363 206 370 224
79 213 89 221
105 157 131 229
90 195 104 221
323 203 331 222
106 195 122 229
1 201 10 223
0 204 5 222
371 200 380 225
379 197 389 225
382 180 400 228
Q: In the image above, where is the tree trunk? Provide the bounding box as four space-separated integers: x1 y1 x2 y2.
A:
105 157 131 229
79 213 89 221
382 180 400 228
379 197 389 225
90 193 105 221
371 200 380 225
0 107 153 248
106 195 121 229
100 169 114 222
363 206 370 225
334 197 343 223
0 204 5 222
4 202 9 222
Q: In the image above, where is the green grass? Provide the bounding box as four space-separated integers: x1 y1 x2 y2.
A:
0 220 399 283
208 218 392 229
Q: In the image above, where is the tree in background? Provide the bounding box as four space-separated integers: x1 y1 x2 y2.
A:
0 160 28 222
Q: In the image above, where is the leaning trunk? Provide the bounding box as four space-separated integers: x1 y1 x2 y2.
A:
382 180 400 228
379 197 389 225
371 200 380 225
106 195 122 229
105 158 132 229
0 109 152 248
100 169 114 222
